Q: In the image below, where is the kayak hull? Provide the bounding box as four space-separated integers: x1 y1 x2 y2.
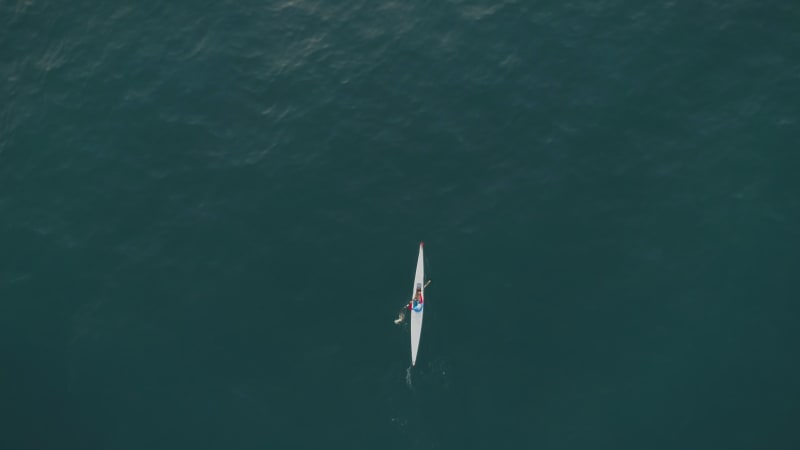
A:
410 242 424 366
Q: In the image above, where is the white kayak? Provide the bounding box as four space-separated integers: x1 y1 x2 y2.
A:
410 242 425 366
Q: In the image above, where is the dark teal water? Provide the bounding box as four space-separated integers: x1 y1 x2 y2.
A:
2 1 799 449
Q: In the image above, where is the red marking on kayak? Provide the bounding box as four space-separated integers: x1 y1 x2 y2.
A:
420 241 424 247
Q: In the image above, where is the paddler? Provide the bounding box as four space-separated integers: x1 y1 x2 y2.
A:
408 287 423 310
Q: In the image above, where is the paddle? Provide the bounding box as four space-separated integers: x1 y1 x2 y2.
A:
400 280 431 309
394 280 432 324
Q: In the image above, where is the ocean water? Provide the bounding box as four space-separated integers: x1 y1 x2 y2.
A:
1 1 799 449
